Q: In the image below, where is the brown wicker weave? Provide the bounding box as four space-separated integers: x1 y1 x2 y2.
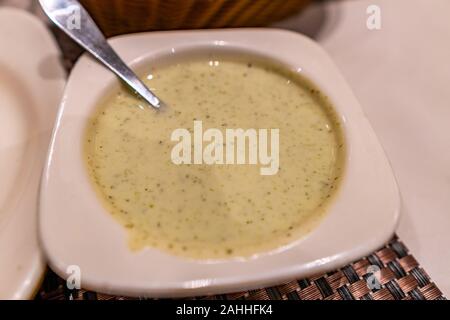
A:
78 0 312 36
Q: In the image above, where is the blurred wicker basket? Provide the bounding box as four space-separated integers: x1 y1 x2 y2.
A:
79 0 312 37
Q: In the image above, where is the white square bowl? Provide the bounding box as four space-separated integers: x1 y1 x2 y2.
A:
39 29 400 298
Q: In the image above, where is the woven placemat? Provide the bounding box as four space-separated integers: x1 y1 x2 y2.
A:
36 235 445 300
37 30 445 301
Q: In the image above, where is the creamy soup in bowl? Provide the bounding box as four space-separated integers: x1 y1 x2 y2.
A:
84 52 345 259
40 29 400 297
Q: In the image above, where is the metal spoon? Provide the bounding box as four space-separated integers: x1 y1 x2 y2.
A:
39 0 163 109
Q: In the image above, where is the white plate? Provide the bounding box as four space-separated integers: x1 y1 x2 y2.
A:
40 29 400 298
0 8 65 299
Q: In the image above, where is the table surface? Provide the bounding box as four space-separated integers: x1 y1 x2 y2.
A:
2 0 449 298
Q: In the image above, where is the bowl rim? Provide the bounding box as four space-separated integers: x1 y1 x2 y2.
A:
39 28 400 298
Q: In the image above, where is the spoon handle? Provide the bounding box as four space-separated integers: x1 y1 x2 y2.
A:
39 0 162 109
